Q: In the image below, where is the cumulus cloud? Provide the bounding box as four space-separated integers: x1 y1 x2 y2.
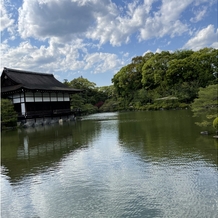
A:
18 0 98 41
139 0 192 40
211 42 218 49
183 25 218 50
88 0 204 45
84 52 121 74
0 0 14 32
87 0 192 45
17 0 206 46
1 0 217 86
1 36 123 78
0 39 84 73
86 0 153 46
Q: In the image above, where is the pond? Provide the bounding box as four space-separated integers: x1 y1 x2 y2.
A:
1 110 218 218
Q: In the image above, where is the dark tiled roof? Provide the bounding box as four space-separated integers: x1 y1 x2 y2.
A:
1 67 82 94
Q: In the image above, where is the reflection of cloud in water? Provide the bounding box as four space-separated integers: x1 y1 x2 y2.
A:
1 111 217 218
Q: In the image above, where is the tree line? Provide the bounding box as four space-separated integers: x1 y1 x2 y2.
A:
111 47 217 110
64 48 217 112
63 47 217 131
1 47 217 131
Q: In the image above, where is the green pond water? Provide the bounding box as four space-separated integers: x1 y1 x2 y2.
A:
1 110 218 218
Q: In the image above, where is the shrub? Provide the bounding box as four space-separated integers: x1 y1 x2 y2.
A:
1 99 17 128
213 117 218 130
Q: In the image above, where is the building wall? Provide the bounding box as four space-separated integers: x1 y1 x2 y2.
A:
9 91 71 115
10 92 70 104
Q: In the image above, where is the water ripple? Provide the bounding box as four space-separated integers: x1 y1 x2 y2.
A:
1 111 218 218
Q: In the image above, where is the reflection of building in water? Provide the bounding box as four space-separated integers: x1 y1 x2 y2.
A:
1 121 98 183
23 136 29 157
17 132 74 160
17 123 80 159
1 124 78 182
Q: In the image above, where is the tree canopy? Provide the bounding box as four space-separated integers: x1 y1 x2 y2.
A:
64 77 110 114
112 48 217 110
64 48 217 114
191 84 218 130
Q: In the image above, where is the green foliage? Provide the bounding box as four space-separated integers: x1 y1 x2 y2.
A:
70 94 85 110
112 56 145 98
82 104 98 114
98 85 115 99
142 51 172 89
213 117 218 130
66 48 217 114
66 76 96 90
99 99 120 112
1 99 17 127
191 84 218 129
112 48 217 110
65 77 113 114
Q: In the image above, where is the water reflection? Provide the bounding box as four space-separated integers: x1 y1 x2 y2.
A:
116 111 218 218
118 110 218 167
1 111 218 218
1 121 101 183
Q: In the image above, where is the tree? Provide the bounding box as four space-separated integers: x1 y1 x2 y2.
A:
142 51 172 90
64 77 111 113
64 48 217 113
173 49 194 59
189 48 217 87
191 84 218 130
1 99 17 128
112 62 143 98
166 59 198 85
70 94 85 110
112 48 217 111
98 85 116 99
213 117 218 130
67 76 96 90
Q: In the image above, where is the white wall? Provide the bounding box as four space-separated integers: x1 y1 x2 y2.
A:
10 92 70 103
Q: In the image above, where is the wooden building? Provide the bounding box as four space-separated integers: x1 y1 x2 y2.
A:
1 67 82 122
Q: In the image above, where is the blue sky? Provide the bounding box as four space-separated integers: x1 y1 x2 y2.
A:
1 0 217 87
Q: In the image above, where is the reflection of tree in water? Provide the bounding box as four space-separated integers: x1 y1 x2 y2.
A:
1 120 100 183
118 110 218 166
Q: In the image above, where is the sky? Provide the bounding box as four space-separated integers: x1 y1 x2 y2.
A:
1 0 217 87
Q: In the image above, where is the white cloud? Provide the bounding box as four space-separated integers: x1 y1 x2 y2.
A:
1 36 123 79
183 25 218 50
190 6 207 23
86 0 194 45
139 0 192 41
193 0 217 6
1 0 217 87
84 52 121 74
123 52 129 58
0 0 14 32
0 39 86 73
211 42 218 49
142 50 152 56
17 0 205 46
155 48 162 53
18 0 98 41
